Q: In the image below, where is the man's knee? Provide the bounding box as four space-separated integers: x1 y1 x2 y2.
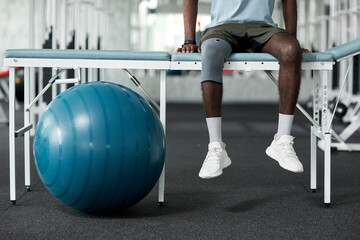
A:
201 38 232 83
201 38 232 64
278 39 301 63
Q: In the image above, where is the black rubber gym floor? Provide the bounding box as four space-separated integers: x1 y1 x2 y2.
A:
1 103 360 239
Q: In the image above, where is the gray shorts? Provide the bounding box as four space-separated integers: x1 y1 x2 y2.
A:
200 23 288 52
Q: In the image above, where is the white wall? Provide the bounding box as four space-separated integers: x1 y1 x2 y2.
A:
0 0 29 69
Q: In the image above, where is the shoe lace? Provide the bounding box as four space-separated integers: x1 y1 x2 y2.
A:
205 148 222 162
279 140 296 157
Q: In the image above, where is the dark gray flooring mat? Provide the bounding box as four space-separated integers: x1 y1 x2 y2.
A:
0 103 360 239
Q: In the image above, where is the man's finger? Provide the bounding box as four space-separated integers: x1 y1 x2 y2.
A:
177 45 201 53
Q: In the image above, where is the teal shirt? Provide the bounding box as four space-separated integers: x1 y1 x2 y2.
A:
205 0 277 29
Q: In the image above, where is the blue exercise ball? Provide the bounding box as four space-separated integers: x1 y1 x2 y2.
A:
33 81 166 213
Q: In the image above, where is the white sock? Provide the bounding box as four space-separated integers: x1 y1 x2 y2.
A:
206 117 222 144
276 113 294 140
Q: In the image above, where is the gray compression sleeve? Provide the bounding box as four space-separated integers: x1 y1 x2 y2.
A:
201 38 232 83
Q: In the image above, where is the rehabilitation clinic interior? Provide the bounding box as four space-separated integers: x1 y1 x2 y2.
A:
1 0 360 239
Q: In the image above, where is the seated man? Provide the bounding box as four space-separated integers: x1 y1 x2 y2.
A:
177 0 310 179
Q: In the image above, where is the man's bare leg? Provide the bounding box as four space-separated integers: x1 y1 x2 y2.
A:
202 81 223 117
261 32 302 115
199 80 231 179
262 32 304 173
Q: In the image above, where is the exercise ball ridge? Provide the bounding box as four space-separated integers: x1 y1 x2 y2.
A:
33 81 166 213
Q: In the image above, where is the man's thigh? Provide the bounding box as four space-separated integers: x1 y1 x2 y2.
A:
260 32 301 60
200 23 245 51
246 24 288 52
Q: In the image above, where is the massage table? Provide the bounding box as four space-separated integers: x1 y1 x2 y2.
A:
4 38 360 206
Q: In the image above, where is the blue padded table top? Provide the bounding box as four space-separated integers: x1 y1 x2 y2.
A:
325 38 360 60
4 49 171 61
171 52 334 62
172 38 360 62
6 37 360 63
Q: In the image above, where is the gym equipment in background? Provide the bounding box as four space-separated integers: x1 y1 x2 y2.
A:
299 0 360 152
0 67 22 123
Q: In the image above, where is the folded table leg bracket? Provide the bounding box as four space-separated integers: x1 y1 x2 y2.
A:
15 124 33 138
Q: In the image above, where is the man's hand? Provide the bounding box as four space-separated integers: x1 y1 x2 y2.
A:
176 43 201 53
302 48 311 53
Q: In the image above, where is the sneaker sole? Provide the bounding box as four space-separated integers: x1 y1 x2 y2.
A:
199 170 223 179
265 147 303 173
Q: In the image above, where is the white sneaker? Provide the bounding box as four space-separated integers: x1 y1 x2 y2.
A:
265 134 304 173
199 142 232 179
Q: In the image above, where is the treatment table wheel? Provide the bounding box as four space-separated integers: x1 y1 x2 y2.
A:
26 186 31 191
11 200 16 205
311 189 316 193
325 203 331 208
158 202 165 207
